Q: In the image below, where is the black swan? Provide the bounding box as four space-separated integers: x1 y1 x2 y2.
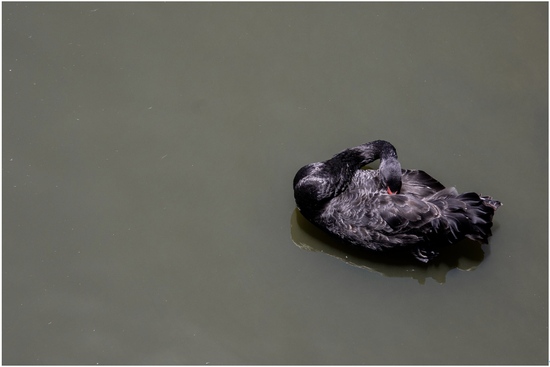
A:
293 140 501 263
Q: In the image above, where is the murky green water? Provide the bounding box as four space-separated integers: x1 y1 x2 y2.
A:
3 2 547 364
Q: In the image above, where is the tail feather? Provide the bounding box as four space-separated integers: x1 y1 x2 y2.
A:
431 192 501 244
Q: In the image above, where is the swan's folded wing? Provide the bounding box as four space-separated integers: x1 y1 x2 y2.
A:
400 169 445 197
376 194 438 233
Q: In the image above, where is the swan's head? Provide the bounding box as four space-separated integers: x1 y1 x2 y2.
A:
379 157 402 195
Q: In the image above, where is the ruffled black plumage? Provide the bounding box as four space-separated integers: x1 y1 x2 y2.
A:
293 140 501 263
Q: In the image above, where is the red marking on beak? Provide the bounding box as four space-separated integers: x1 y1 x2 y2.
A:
387 187 397 195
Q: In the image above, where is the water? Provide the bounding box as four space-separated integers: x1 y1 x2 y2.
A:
3 2 547 364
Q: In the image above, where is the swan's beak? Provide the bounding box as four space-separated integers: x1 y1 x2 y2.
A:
387 187 398 195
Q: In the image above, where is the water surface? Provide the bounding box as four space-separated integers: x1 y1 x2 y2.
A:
3 2 547 364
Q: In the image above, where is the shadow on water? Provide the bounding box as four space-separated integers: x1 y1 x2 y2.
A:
290 209 487 284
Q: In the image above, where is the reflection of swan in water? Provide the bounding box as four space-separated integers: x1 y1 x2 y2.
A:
293 140 501 263
290 209 487 284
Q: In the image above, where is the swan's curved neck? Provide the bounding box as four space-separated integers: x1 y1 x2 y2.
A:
325 140 398 177
342 140 398 166
293 140 400 217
